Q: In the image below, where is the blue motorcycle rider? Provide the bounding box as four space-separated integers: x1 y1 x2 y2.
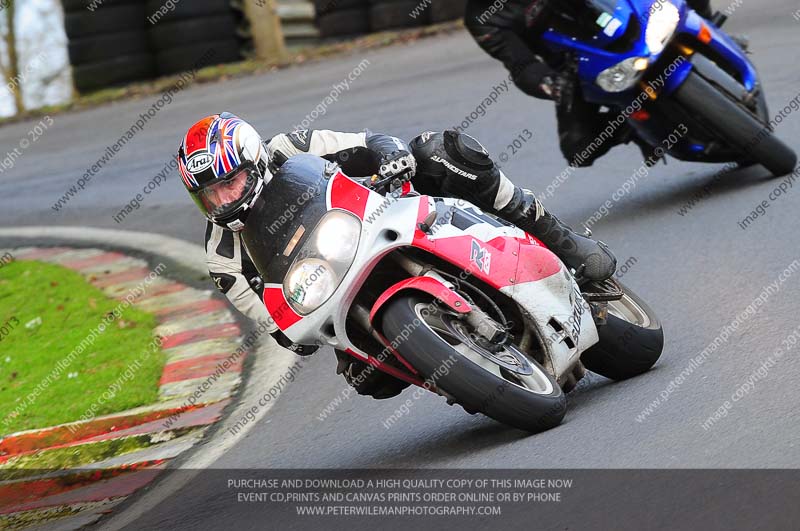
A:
465 0 714 166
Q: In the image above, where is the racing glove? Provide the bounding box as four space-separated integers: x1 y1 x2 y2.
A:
511 61 561 100
538 75 564 103
270 330 319 356
379 150 417 180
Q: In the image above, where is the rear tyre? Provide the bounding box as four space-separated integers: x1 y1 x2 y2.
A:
675 72 797 177
381 295 566 432
580 282 663 381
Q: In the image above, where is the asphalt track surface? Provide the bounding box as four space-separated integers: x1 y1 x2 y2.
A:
3 1 800 529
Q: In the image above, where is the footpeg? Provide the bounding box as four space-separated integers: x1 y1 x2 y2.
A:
582 278 624 302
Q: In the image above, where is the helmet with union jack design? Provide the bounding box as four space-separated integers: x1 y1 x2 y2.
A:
178 112 269 231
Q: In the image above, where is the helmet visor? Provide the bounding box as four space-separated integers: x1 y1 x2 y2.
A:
191 165 259 221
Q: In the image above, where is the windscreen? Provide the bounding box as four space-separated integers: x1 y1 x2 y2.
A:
548 0 629 41
240 154 332 284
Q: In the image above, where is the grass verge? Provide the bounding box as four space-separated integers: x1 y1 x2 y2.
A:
0 261 165 436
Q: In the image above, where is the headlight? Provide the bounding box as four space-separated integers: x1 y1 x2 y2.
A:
285 258 339 315
646 2 680 54
596 56 649 92
283 210 361 315
314 211 360 262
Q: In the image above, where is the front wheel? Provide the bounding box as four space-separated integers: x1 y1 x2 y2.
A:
580 282 664 381
674 72 797 177
381 295 566 433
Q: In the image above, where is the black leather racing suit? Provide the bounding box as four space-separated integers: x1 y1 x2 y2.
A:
464 0 713 166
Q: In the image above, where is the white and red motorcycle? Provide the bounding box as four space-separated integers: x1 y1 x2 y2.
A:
242 154 664 432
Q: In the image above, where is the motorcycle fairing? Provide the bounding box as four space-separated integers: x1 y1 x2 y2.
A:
259 164 599 384
540 0 761 161
410 197 563 289
665 8 757 93
412 197 598 379
369 276 473 323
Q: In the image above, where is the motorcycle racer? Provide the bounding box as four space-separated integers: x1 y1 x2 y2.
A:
464 0 715 166
178 113 617 398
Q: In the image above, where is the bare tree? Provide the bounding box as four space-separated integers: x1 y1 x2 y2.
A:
18 0 72 110
243 0 286 61
1 0 24 113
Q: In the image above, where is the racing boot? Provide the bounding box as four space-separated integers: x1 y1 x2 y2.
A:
498 189 617 281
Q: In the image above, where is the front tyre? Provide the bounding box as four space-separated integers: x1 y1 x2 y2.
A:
580 282 664 381
674 72 797 177
381 295 566 433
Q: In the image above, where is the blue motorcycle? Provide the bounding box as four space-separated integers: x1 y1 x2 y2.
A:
540 0 797 176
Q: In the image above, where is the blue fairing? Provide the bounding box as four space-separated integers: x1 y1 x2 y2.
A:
539 0 761 160
676 8 757 92
542 0 649 104
541 0 758 100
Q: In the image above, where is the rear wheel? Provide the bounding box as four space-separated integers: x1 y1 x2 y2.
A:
580 282 663 381
675 72 797 177
381 295 565 433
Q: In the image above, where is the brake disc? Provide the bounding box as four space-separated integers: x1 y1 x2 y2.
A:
444 316 534 376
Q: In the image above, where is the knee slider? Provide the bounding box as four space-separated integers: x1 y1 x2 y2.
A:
442 130 494 171
410 131 445 160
